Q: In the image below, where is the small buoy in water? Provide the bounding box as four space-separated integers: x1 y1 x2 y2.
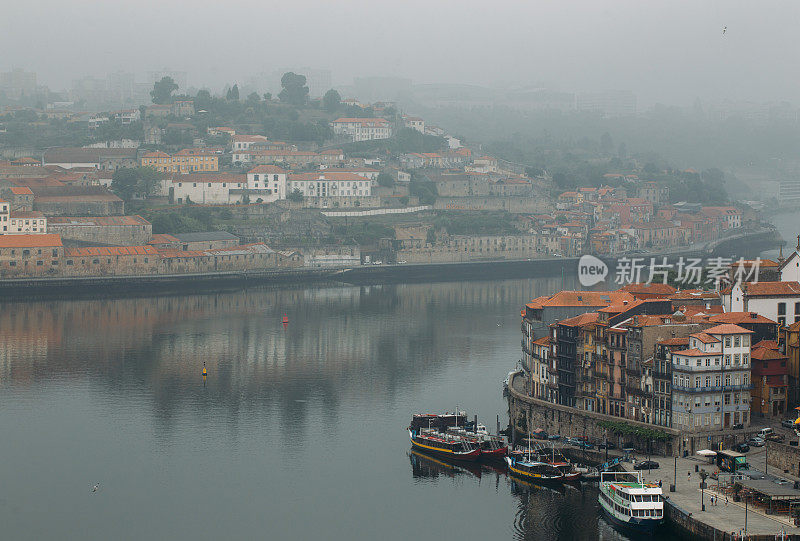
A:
202 361 207 377
282 314 289 328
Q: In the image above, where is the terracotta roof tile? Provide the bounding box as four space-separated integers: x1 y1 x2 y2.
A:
0 233 62 248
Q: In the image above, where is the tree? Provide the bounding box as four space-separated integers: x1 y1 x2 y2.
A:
151 77 178 104
111 167 161 201
226 84 240 101
287 188 304 202
195 89 212 110
247 92 261 105
376 172 394 187
278 72 309 106
323 89 341 112
263 92 272 101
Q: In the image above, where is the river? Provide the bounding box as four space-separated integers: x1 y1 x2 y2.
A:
2 213 796 540
0 274 658 541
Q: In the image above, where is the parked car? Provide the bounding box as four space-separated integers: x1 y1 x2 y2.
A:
547 434 560 441
766 432 785 442
758 428 775 439
579 441 595 450
633 460 660 470
734 442 750 453
747 437 765 447
782 419 796 429
732 423 744 430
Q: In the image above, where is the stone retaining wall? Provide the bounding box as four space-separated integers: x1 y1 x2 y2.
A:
767 440 800 478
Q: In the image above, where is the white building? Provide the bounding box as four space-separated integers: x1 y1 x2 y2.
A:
9 212 47 234
670 323 753 431
232 135 269 151
780 240 800 282
725 281 800 326
288 172 372 197
331 118 392 142
110 109 141 124
403 116 425 133
317 166 379 184
247 165 288 201
171 174 248 205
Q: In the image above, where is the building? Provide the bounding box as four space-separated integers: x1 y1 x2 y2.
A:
750 342 788 419
7 211 47 234
780 239 800 283
247 165 288 200
43 147 138 171
653 337 690 428
140 149 218 174
331 118 392 142
523 290 636 327
402 116 425 133
0 234 63 276
670 323 753 432
231 135 269 151
110 109 141 124
173 231 239 251
169 173 247 205
725 281 800 326
288 172 372 198
706 312 779 344
782 320 800 407
47 215 152 246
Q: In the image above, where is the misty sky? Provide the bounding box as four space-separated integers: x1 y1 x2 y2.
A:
2 0 799 105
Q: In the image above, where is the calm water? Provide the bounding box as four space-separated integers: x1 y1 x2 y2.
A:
2 212 796 540
0 274 645 541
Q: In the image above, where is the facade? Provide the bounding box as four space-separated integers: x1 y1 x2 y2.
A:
48 215 152 246
653 337 690 428
0 234 63 276
782 321 800 407
288 172 372 198
331 118 392 142
750 343 788 418
725 281 800 326
8 211 47 234
141 150 218 173
170 174 247 204
247 165 288 200
670 324 753 432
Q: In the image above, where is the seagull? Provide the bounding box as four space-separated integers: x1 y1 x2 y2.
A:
92 483 100 493
497 323 502 327
722 26 727 35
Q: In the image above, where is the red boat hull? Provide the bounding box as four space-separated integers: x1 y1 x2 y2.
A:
480 445 509 460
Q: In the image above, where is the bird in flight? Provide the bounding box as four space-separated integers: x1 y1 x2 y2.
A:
723 26 727 35
91 483 100 493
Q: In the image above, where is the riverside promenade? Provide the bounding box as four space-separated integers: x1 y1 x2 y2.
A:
624 447 800 539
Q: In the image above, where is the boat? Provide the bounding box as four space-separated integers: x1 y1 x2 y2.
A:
505 454 564 482
408 428 481 461
598 471 663 534
445 424 508 461
409 412 468 432
509 443 581 481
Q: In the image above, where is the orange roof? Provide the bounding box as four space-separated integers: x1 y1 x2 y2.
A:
0 233 62 248
703 323 754 335
751 347 787 361
526 290 635 310
558 312 599 327
739 281 800 297
532 336 552 346
142 151 170 158
11 211 45 219
709 312 777 325
669 289 720 300
692 332 720 344
148 234 180 244
658 337 690 346
753 340 780 351
673 348 717 357
248 165 287 174
65 245 158 257
9 186 33 195
619 282 677 296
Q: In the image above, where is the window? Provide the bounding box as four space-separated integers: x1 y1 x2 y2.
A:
725 374 731 386
724 394 731 405
734 336 740 347
724 354 731 366
725 337 731 347
778 302 787 316
715 375 721 387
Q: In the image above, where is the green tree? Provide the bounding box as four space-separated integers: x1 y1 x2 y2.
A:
323 89 341 112
287 188 304 202
263 92 272 101
247 92 261 105
111 167 161 201
195 89 212 110
151 76 178 104
226 84 240 101
279 72 309 106
376 172 394 187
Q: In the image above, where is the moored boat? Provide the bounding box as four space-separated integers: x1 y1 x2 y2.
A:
446 425 508 461
408 428 481 461
598 471 663 534
504 454 564 482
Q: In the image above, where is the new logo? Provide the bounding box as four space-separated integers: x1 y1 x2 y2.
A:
578 255 608 287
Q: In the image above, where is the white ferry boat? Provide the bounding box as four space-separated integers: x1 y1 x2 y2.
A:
598 471 663 533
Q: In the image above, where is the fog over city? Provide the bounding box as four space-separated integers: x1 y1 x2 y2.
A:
2 0 799 105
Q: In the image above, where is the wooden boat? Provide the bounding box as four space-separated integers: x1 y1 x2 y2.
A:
408 428 481 461
505 454 564 482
